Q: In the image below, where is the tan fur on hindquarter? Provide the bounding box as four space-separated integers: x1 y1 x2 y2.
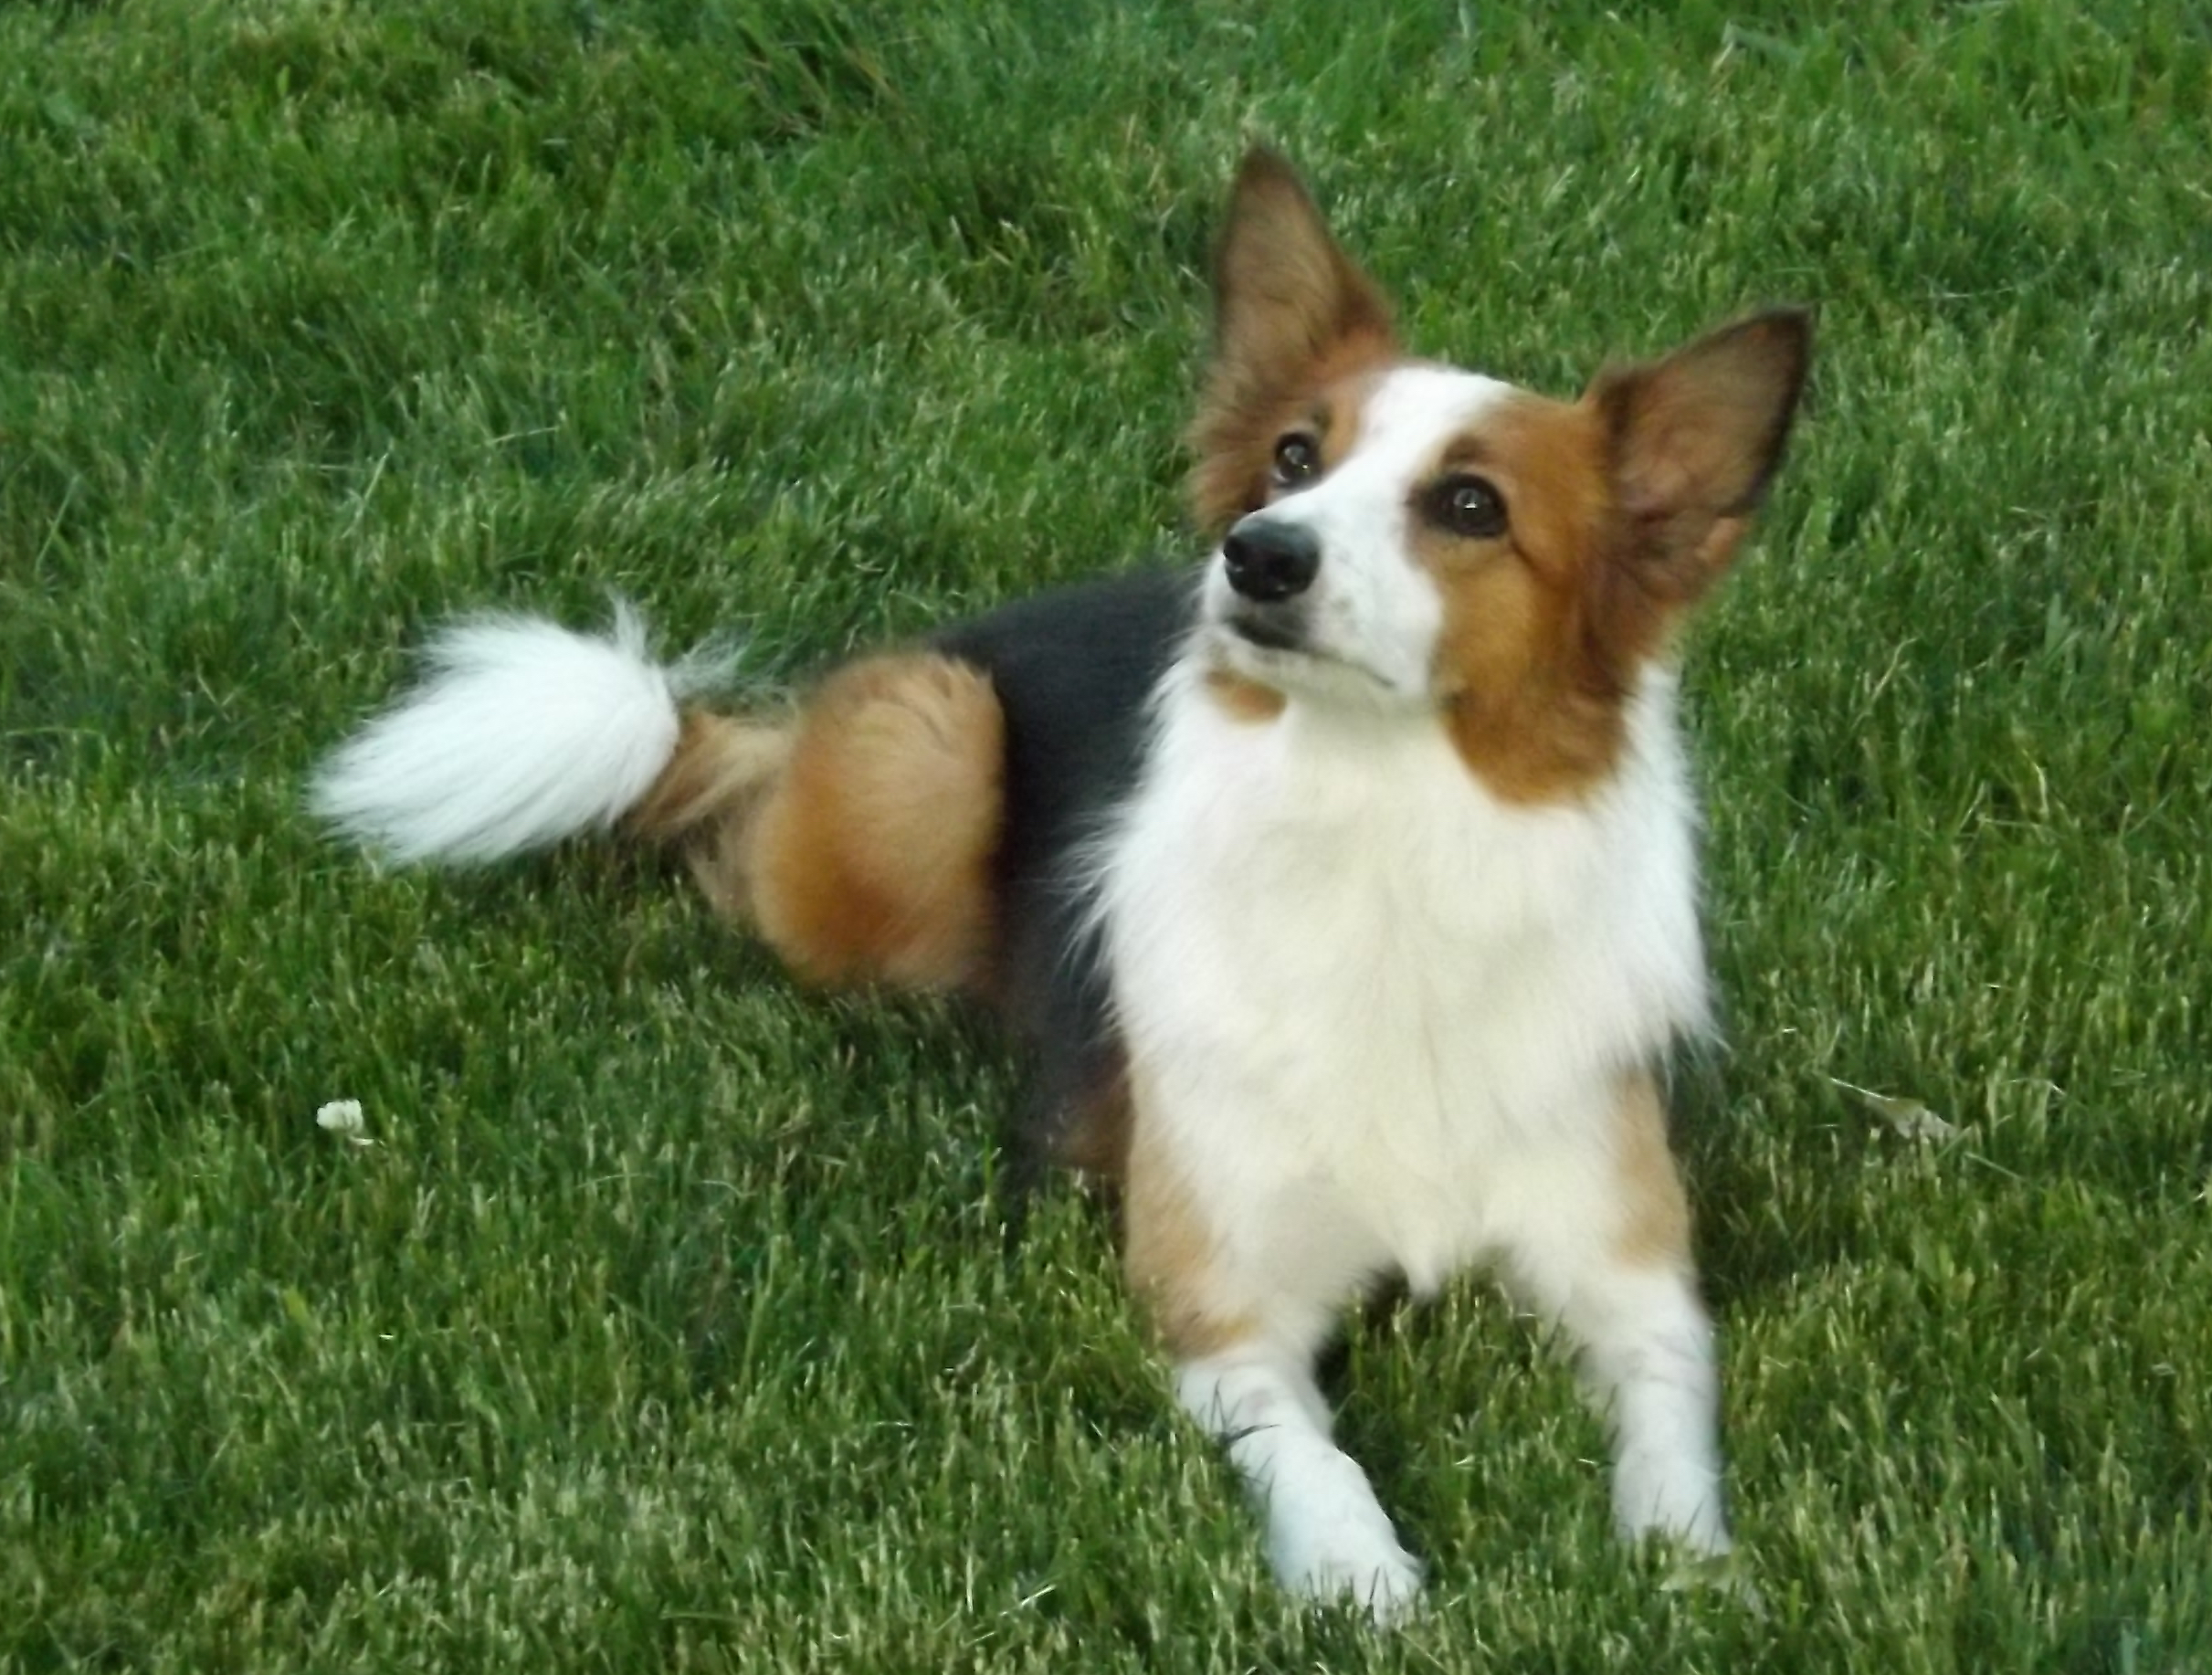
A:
745 654 1006 991
632 711 797 838
629 711 797 921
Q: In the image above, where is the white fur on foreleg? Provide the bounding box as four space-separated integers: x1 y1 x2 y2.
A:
1253 1429 1425 1619
1502 1201 1736 1560
1614 1431 1731 1554
1577 1269 1733 1554
1177 1347 1423 1621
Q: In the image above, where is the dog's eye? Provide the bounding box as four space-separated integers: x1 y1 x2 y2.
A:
1270 432 1322 488
1431 474 1509 540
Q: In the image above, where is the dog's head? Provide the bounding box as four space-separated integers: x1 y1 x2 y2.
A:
1189 149 1810 800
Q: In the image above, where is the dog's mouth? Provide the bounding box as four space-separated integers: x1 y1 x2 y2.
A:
1207 615 1403 705
1200 583 1417 706
1223 606 1309 654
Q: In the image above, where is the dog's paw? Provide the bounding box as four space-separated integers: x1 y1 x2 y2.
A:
1661 1547 1767 1617
1267 1494 1424 1622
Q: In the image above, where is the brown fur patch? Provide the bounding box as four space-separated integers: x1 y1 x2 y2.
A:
1591 310 1812 590
1417 393 1627 800
1054 1057 1133 1179
745 653 1006 992
1203 667 1288 724
631 710 797 841
1187 150 1400 535
1420 313 1810 802
1611 1069 1693 1269
1122 1068 1254 1357
627 710 797 922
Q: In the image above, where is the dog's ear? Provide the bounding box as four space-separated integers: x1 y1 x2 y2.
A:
1188 149 1399 534
1586 309 1812 599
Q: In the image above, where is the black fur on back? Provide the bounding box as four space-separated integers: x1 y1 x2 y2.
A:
930 568 1200 1180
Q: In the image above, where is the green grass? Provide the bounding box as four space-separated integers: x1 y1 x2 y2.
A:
5 0 2210 1668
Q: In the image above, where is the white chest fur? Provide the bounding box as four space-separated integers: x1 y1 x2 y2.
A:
1096 660 1712 1305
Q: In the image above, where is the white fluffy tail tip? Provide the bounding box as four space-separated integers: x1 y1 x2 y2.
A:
312 604 718 866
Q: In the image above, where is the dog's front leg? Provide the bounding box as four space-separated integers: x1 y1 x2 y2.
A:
1174 1339 1424 1618
1498 1069 1733 1556
1564 1259 1730 1553
1123 1111 1420 1619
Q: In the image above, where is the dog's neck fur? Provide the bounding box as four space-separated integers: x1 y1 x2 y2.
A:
1096 650 1709 1298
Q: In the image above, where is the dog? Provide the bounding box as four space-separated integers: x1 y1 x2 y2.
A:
314 149 1809 1618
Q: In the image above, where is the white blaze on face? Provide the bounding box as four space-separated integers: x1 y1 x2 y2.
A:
1203 365 1517 703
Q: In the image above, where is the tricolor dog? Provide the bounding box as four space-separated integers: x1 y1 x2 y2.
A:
315 149 1810 1617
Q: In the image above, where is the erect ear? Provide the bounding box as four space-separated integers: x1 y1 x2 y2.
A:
1587 309 1812 598
1187 148 1399 533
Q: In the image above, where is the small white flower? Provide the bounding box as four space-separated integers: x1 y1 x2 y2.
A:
315 1099 374 1147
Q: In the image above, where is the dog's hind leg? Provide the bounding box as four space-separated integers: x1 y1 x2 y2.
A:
641 653 1006 994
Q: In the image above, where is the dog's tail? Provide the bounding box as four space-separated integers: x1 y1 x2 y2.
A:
312 608 1005 993
311 605 789 868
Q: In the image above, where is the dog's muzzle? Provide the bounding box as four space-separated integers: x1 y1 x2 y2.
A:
1219 516 1321 652
1222 516 1321 604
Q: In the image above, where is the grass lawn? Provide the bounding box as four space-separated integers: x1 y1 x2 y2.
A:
5 0 2210 1668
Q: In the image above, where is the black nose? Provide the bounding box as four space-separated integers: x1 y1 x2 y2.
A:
1222 519 1321 604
